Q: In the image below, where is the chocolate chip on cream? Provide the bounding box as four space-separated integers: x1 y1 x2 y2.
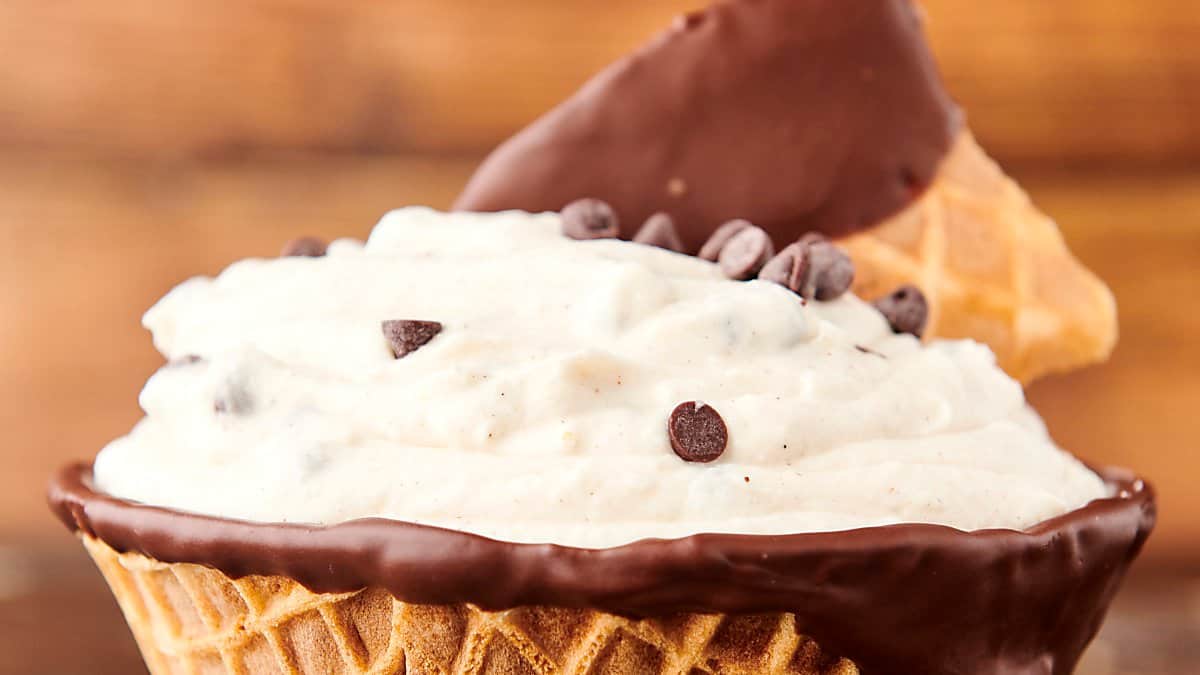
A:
561 198 620 240
716 225 775 280
761 235 855 300
382 320 443 359
632 212 686 252
668 401 728 463
873 285 929 338
698 219 753 261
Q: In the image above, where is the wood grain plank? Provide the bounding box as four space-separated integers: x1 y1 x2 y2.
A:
0 0 1197 163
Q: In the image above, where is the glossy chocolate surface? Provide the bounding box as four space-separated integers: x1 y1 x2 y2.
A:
455 0 963 252
51 463 1153 675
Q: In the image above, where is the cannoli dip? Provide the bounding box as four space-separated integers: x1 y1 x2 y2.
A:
94 208 1107 548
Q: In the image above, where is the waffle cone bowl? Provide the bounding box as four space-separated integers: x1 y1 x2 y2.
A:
842 129 1117 382
84 536 855 675
51 463 1154 675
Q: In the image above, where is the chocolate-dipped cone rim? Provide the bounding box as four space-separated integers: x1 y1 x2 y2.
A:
50 462 1153 674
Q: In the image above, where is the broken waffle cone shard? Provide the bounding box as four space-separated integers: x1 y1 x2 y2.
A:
82 537 859 675
842 129 1118 382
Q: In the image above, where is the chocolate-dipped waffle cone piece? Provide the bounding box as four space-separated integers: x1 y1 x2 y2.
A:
454 0 1115 381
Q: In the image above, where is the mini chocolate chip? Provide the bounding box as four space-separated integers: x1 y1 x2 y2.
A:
759 243 810 292
855 344 886 358
873 285 929 338
760 237 853 300
280 236 327 257
633 212 685 252
382 320 443 358
668 401 728 463
805 240 855 300
698 219 753 261
561 198 619 240
717 226 775 280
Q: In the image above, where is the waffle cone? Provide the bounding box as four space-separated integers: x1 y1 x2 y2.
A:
841 129 1118 382
82 537 858 674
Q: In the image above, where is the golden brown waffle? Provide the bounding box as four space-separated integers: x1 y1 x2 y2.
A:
842 130 1118 382
83 537 858 675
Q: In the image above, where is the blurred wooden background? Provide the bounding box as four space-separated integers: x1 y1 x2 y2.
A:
1 1 1198 559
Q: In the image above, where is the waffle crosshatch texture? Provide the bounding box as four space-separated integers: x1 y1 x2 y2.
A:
843 131 1118 381
84 537 858 675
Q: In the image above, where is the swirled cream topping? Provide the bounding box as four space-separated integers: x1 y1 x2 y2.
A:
93 208 1107 547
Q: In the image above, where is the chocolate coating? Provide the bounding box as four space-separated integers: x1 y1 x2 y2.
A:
455 0 962 252
50 463 1152 675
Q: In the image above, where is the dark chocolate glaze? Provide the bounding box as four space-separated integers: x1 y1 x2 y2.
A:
51 462 1153 675
454 0 963 253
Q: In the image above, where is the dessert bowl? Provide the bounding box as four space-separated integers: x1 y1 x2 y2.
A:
51 462 1152 675
49 207 1153 675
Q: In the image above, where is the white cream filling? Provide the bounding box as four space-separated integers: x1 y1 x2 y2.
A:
93 208 1108 547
